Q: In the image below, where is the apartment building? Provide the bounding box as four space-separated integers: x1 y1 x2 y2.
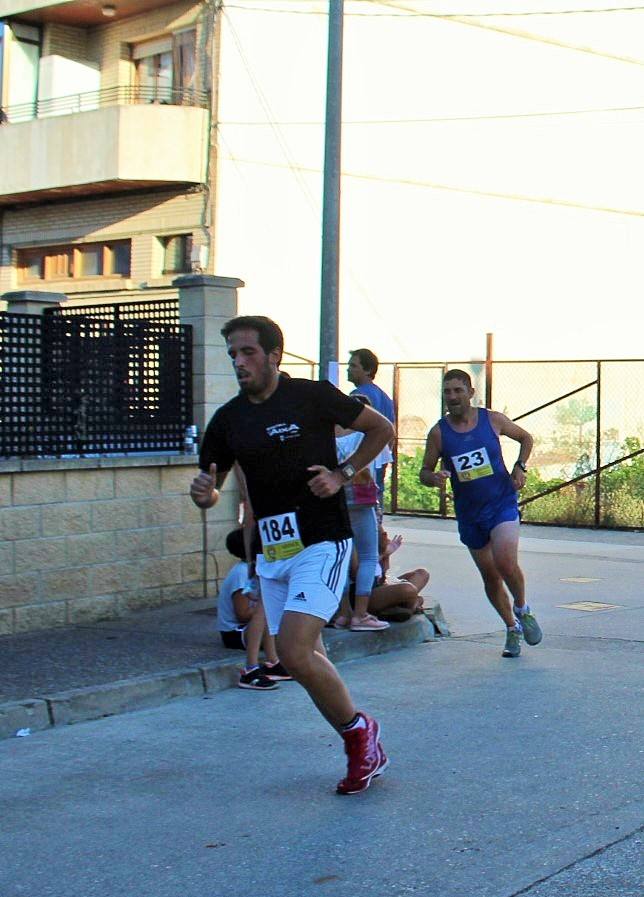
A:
0 0 218 309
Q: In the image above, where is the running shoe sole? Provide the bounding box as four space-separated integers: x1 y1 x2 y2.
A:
502 630 522 658
349 622 390 631
373 743 390 778
238 676 278 690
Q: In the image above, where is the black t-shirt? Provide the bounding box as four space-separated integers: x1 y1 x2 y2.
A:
199 377 364 546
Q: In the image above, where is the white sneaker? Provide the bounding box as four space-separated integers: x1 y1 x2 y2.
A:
350 614 390 632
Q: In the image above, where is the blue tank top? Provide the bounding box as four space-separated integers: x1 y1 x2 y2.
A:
439 408 516 522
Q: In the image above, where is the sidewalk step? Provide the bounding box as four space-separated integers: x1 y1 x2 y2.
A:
0 615 439 740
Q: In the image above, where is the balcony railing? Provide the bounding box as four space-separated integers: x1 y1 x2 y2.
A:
0 85 209 125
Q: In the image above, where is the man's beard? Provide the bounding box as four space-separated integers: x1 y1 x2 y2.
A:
239 359 272 395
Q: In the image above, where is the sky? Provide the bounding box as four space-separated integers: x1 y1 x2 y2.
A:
213 0 644 364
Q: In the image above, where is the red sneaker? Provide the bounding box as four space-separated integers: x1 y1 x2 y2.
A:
336 713 389 795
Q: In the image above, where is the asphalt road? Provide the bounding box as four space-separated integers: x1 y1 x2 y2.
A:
1 520 642 897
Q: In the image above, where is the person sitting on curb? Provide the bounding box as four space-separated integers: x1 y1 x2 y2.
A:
368 529 430 623
217 527 292 690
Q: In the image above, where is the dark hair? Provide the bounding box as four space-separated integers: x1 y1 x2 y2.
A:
221 316 284 356
350 348 379 378
352 393 373 408
226 526 261 561
225 528 246 560
444 368 472 389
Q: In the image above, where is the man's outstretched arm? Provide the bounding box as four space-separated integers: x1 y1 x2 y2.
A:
308 406 394 499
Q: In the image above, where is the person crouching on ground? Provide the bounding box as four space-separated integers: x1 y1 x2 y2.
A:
368 529 429 623
217 527 292 690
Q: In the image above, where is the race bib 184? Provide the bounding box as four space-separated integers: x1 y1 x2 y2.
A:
258 511 305 562
451 447 494 482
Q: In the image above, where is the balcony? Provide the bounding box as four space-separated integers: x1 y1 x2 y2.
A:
0 87 210 204
0 1 181 25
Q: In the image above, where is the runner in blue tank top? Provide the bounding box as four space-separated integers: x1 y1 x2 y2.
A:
419 369 543 658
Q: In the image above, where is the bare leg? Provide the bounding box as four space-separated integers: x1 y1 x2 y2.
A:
244 601 266 668
399 568 430 595
368 581 418 616
490 520 526 609
315 632 328 658
277 611 356 731
336 592 353 624
369 568 430 616
469 543 516 628
262 631 279 666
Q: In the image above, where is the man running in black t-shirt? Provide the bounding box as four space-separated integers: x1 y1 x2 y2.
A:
190 315 394 795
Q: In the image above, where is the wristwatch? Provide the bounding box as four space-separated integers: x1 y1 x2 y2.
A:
338 462 357 481
514 460 528 473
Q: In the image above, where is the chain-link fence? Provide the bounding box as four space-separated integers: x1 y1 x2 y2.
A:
388 359 644 530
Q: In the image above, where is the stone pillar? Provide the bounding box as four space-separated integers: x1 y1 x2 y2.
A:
3 290 67 315
174 274 244 436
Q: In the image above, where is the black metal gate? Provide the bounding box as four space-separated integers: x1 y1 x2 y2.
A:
0 302 192 458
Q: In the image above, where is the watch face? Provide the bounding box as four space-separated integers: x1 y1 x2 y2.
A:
341 463 356 480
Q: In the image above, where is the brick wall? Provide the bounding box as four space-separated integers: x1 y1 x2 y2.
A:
0 188 208 295
0 456 238 635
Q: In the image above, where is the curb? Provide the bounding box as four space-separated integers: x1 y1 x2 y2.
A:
0 615 440 741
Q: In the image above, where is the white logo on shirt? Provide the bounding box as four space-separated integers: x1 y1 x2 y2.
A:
266 423 301 442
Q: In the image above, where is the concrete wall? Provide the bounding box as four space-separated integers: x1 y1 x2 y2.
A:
0 456 238 635
0 104 209 201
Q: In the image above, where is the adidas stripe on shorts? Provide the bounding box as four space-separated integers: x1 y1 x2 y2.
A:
257 539 352 636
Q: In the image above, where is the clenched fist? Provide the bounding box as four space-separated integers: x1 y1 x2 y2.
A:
190 462 219 509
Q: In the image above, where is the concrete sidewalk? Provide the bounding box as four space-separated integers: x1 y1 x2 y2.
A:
0 591 445 740
3 515 641 742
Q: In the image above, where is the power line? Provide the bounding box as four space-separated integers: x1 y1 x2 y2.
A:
219 153 644 219
223 1 644 69
218 103 644 125
371 0 644 67
223 2 644 16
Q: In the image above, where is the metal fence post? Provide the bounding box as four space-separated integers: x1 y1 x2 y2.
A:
485 332 494 408
595 361 602 526
391 364 400 514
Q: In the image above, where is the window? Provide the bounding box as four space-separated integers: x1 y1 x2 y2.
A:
77 244 102 277
110 242 131 276
18 241 131 282
174 30 196 98
133 31 196 104
161 234 192 275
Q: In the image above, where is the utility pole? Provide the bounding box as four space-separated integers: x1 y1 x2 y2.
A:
319 0 344 382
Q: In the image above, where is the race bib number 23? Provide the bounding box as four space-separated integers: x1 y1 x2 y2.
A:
259 511 305 562
451 447 494 482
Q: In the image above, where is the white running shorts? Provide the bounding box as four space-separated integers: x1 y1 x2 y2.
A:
257 539 352 636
